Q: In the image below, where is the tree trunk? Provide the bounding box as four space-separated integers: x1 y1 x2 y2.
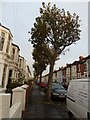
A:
46 60 55 101
39 73 42 84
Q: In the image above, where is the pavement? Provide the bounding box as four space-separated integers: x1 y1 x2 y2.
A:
22 84 68 119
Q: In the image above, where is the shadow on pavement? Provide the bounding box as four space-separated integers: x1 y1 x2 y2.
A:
22 84 69 119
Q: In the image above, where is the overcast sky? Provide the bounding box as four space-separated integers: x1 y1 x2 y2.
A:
1 0 88 75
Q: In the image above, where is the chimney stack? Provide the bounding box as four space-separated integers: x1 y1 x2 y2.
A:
79 56 84 61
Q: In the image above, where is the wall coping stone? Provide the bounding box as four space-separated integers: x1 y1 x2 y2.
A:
0 88 6 93
21 84 28 89
12 87 24 92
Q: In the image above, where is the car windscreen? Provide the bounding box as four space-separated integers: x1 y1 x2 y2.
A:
52 84 65 90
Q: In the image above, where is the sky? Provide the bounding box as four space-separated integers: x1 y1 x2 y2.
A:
0 0 89 76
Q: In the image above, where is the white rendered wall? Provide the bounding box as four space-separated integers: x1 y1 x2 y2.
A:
0 63 4 87
0 94 11 119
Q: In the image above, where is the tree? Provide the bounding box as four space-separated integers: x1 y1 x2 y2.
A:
32 44 49 83
30 2 81 101
33 61 46 83
18 70 25 84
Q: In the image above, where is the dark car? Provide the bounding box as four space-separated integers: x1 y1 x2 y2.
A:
44 82 59 92
36 81 40 85
51 83 67 99
61 82 68 90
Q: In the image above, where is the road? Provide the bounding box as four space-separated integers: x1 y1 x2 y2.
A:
52 97 69 119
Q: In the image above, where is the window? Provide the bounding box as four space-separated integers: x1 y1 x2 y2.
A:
16 51 19 62
19 59 22 68
11 48 15 60
78 74 81 78
8 70 12 85
2 65 7 88
6 35 10 54
55 72 57 77
88 60 90 70
84 63 87 72
85 74 87 77
78 64 80 72
0 32 5 51
88 71 90 77
16 73 18 79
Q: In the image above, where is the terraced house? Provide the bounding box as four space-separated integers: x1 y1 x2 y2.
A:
42 55 90 84
0 23 32 90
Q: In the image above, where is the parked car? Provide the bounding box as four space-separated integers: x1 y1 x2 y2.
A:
36 81 40 86
67 78 90 119
51 83 67 99
39 82 47 88
44 82 58 93
61 82 69 90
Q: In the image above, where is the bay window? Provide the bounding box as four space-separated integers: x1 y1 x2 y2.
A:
0 31 5 51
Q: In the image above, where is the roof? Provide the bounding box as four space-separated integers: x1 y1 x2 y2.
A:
12 43 20 51
72 61 79 65
19 55 25 60
27 65 32 75
0 23 13 37
70 78 90 82
83 55 90 60
65 63 72 68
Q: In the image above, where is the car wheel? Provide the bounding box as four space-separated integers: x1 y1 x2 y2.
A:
51 94 54 99
51 93 55 100
68 111 75 120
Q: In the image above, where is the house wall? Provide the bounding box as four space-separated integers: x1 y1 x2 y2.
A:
0 24 32 89
66 67 71 83
52 72 57 82
0 25 12 88
57 70 63 83
71 65 77 79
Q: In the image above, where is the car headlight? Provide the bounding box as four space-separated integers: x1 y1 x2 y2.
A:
59 93 67 96
65 93 67 96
